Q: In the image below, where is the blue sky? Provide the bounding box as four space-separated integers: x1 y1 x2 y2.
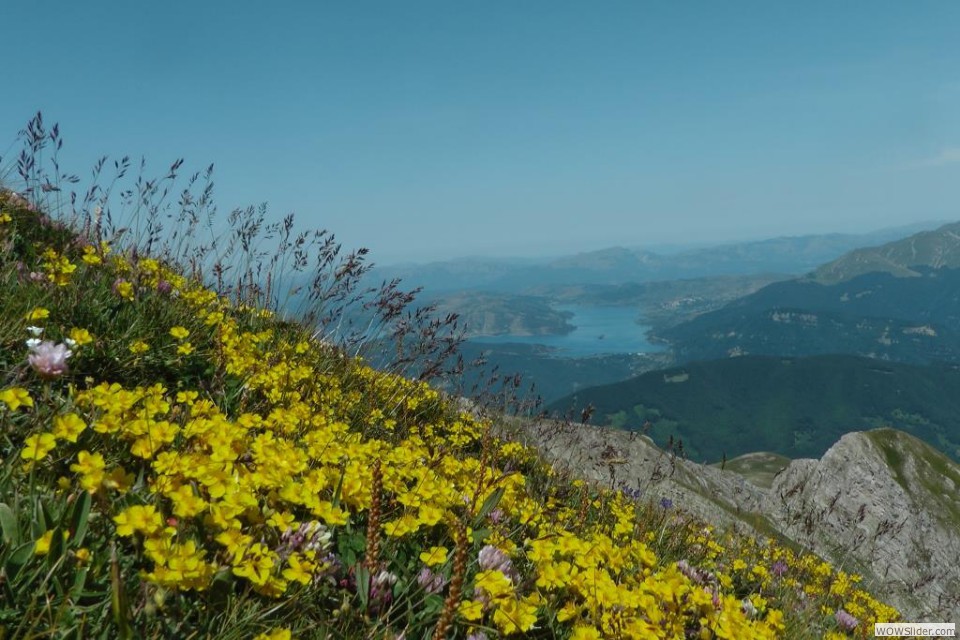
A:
3 1 960 263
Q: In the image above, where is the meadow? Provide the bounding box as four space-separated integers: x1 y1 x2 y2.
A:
0 115 900 639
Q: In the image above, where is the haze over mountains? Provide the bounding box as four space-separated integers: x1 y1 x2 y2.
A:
374 220 944 293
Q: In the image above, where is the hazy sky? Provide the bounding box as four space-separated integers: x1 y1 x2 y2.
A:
3 2 960 264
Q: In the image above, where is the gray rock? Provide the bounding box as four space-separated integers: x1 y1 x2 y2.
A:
506 418 960 620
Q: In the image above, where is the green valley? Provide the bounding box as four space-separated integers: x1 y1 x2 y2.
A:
549 354 960 464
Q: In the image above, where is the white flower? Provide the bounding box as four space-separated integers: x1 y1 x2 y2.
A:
26 326 44 337
64 338 77 348
27 340 72 378
25 338 42 350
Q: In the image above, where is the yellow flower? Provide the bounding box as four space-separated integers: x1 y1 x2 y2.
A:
34 530 69 556
0 212 11 223
176 342 195 356
26 307 49 321
168 484 208 518
382 513 419 538
52 413 87 442
81 245 101 265
570 625 602 640
282 552 315 585
419 546 449 567
68 327 94 346
113 505 164 537
115 280 135 300
129 340 150 355
474 570 513 599
21 433 57 461
102 466 134 492
74 547 92 565
169 326 190 340
266 511 297 531
458 599 484 621
253 629 292 640
491 597 538 635
557 601 580 622
70 450 107 493
0 387 33 410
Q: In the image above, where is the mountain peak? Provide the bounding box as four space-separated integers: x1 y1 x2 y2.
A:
812 220 960 284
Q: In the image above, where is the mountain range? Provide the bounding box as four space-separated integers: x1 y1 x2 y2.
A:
661 221 960 365
374 221 944 293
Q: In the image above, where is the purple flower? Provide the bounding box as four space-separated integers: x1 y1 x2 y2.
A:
677 560 718 587
660 497 673 509
466 633 489 640
478 545 513 576
277 521 332 558
369 569 398 612
157 279 173 295
835 609 858 631
28 340 72 378
417 567 448 594
772 560 788 577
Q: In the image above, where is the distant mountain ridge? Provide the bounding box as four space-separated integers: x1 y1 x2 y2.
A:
372 221 945 293
661 267 960 364
813 220 960 284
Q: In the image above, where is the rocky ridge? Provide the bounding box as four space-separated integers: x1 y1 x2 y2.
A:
507 419 960 621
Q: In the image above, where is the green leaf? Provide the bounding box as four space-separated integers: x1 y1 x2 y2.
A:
46 526 65 568
4 542 35 580
422 593 444 616
0 503 18 546
331 464 347 510
70 491 92 546
110 545 132 640
355 564 370 610
470 527 491 544
70 567 90 602
338 530 365 567
473 487 504 525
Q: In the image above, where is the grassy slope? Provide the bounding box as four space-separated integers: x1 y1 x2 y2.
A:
549 354 960 463
0 189 899 639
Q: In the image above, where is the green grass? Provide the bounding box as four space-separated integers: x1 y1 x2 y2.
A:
712 453 792 489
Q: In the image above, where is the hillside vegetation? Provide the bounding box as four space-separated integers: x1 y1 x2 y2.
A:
661 267 960 365
549 354 960 463
0 121 898 639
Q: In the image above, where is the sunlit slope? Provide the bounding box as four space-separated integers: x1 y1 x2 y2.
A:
0 191 897 638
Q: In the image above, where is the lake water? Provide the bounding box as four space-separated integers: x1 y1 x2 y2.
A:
468 304 666 357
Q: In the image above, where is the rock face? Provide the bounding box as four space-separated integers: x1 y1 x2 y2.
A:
509 419 960 621
762 429 960 620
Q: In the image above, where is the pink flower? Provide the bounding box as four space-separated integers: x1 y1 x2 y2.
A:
835 609 859 631
28 340 72 378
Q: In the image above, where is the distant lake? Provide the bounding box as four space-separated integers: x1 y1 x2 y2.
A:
468 304 666 357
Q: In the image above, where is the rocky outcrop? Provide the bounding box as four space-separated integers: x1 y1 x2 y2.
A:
761 429 960 620
507 418 960 621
